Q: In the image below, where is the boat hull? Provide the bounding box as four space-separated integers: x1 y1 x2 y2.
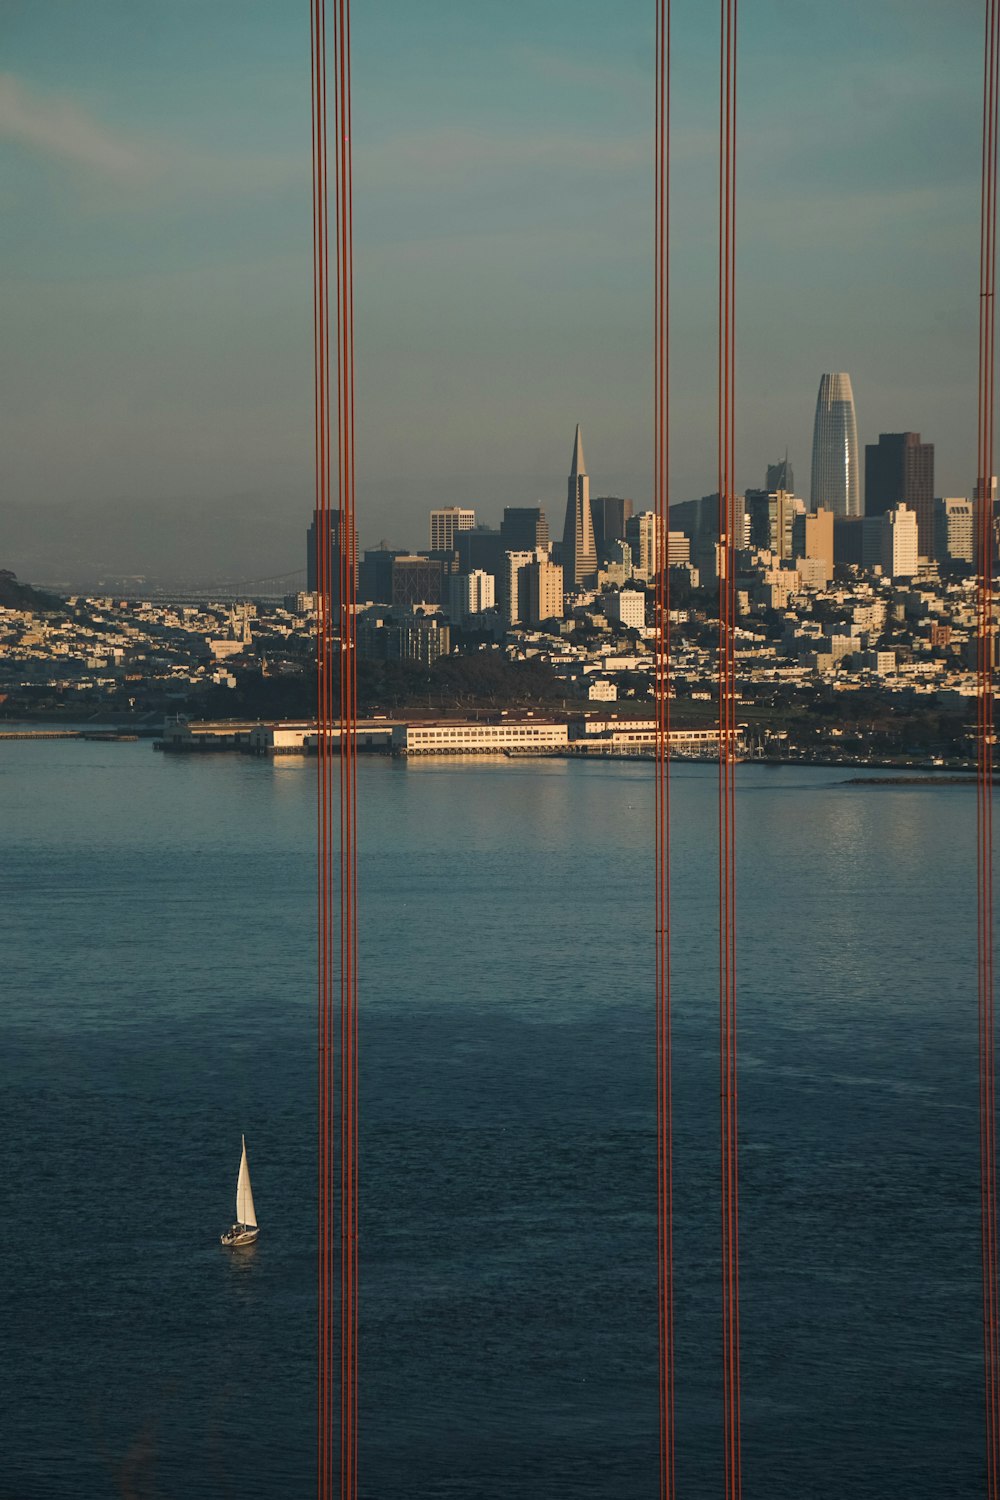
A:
221 1225 259 1247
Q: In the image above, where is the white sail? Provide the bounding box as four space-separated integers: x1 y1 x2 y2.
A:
235 1135 257 1228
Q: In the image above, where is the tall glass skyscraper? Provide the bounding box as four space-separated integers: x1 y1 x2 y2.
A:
810 373 860 516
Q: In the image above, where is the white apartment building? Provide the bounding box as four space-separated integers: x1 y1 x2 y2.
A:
502 550 534 626
881 504 919 578
626 510 662 579
447 569 496 622
603 589 646 630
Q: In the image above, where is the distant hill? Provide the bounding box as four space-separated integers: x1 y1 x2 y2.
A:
0 570 64 612
0 492 309 593
1 469 656 592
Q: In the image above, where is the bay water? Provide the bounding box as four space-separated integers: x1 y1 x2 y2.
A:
0 741 986 1497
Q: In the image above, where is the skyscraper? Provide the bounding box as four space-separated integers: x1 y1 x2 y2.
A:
935 498 975 567
429 506 476 552
810 373 860 517
357 544 404 604
766 454 793 493
306 508 358 607
745 489 802 559
391 555 443 609
561 425 597 589
591 496 634 559
500 506 550 552
864 432 935 558
456 526 504 581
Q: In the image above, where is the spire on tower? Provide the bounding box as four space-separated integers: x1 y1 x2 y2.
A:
570 424 587 479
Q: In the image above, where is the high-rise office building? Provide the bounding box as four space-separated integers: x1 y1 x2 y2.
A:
306 509 358 605
391 555 443 609
833 515 884 569
936 498 975 567
745 489 803 559
865 432 935 557
429 506 476 552
357 544 404 604
456 527 504 581
766 454 794 493
561 425 597 589
591 496 634 559
500 506 550 553
810 373 860 517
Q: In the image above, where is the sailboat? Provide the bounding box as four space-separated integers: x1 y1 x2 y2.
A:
220 1135 259 1246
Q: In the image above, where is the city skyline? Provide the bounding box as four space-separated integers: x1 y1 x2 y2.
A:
0 0 990 558
3 383 977 591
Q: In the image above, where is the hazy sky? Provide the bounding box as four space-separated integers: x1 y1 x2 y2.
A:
0 0 989 554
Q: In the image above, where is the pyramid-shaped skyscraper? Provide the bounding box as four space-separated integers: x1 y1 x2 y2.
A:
561 425 597 589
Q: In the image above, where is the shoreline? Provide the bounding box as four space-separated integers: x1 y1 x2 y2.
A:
0 722 982 778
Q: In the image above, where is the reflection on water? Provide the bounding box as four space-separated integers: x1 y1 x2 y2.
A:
223 1239 260 1281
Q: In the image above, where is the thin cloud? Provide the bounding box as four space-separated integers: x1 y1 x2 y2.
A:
0 72 144 177
0 73 303 203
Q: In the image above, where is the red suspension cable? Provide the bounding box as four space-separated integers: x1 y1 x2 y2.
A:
312 1 333 1493
654 2 675 1496
717 1 741 1496
336 1 359 1494
979 1 1000 1492
314 1 358 1496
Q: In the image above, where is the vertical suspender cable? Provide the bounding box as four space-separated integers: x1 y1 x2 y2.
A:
312 1 333 1494
718 2 741 1497
314 1 358 1496
654 2 675 1496
335 2 359 1496
979 2 1000 1493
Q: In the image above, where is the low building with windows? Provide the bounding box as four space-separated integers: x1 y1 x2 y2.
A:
392 719 569 755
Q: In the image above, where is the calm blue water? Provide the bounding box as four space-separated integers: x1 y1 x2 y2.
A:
0 741 988 1497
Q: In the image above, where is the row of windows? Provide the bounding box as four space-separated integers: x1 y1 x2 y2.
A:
410 729 566 743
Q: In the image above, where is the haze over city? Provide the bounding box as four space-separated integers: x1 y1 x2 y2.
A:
1 0 990 586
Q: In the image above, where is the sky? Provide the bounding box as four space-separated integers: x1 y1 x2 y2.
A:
0 0 990 572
